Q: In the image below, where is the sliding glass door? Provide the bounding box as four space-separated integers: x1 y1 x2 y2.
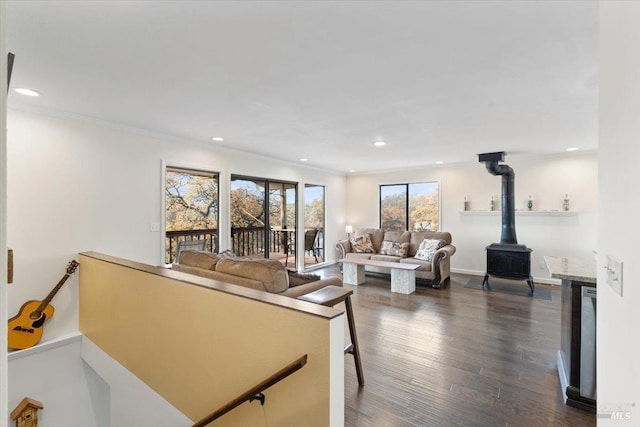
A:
304 184 325 268
230 175 297 269
230 176 267 258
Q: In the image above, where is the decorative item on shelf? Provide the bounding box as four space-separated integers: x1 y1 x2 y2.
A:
563 194 570 211
490 196 496 211
11 397 43 427
527 194 533 211
463 196 470 211
345 225 353 239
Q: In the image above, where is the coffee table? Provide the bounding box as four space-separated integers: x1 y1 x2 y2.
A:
339 258 420 294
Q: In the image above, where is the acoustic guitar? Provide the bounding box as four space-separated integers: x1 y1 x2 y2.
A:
8 260 79 350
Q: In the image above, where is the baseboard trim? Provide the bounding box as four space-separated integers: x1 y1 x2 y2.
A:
450 268 561 286
557 350 569 403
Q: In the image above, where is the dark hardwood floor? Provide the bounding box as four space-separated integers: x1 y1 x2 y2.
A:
313 264 595 427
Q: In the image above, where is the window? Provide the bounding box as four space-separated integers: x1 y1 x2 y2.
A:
165 167 219 263
380 182 439 231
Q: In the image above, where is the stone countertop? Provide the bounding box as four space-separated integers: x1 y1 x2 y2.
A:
544 256 597 284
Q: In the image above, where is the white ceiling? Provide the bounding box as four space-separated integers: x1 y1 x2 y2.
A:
6 1 598 174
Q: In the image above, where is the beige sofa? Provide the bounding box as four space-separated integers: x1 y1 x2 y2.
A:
171 251 342 298
335 228 456 288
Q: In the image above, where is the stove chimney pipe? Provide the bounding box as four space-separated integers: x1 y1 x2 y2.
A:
478 152 518 244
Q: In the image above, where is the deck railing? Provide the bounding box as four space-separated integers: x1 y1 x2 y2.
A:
166 227 324 263
231 227 294 257
166 229 218 264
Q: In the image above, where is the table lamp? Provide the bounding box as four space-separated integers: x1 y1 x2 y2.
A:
345 225 353 239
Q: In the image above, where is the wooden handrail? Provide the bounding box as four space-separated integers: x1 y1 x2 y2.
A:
192 354 308 427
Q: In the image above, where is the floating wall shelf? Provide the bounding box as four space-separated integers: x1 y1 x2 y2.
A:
458 210 578 217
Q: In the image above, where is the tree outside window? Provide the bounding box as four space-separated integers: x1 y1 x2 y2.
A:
229 176 297 261
165 167 219 262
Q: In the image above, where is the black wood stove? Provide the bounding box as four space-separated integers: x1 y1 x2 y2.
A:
478 152 534 294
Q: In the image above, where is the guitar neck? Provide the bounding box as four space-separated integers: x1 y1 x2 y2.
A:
36 273 72 314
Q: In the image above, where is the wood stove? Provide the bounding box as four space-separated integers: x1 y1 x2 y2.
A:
484 243 533 292
478 152 534 294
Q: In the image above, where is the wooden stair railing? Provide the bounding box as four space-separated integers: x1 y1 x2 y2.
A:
192 354 308 427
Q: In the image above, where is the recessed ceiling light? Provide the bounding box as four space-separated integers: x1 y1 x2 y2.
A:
348 169 356 173
211 137 224 142
373 140 386 147
299 158 308 162
435 161 444 164
14 88 40 97
567 147 579 151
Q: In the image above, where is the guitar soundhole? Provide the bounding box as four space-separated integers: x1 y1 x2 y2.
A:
32 313 47 328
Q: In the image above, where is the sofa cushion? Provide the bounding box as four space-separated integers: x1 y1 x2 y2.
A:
382 231 411 244
399 257 433 271
215 258 289 293
379 240 410 257
414 238 446 262
287 271 321 287
345 253 373 261
350 234 376 253
357 228 385 252
178 250 221 270
371 254 403 263
171 263 267 290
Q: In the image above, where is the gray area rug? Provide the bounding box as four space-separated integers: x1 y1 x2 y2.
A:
464 277 552 300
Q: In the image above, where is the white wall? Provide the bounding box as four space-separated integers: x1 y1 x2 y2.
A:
6 108 347 343
8 334 107 427
346 153 598 282
81 336 191 427
598 2 640 423
1 3 9 426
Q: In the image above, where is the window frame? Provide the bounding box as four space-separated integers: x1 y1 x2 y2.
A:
164 165 220 263
379 181 441 232
230 174 298 267
304 183 326 269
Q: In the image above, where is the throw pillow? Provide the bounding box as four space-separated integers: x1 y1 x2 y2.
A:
379 240 410 257
414 238 446 262
218 249 236 258
350 234 376 253
287 271 321 287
